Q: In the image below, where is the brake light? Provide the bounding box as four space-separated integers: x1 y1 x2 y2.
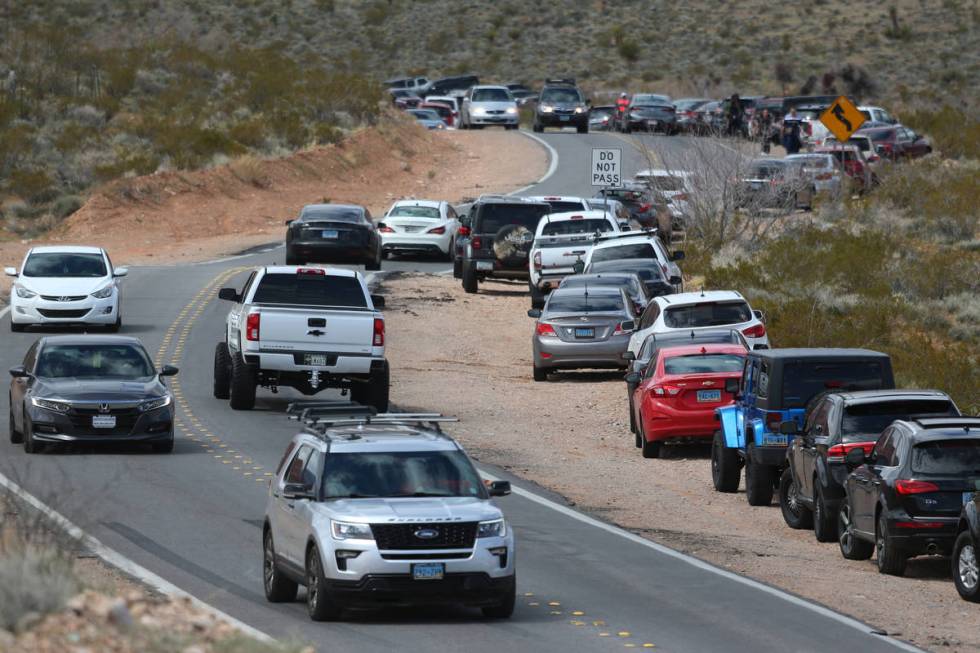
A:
373 318 385 346
895 480 940 495
651 385 681 397
245 313 260 341
378 224 395 233
458 225 471 237
638 203 651 213
766 412 783 430
894 521 946 529
427 225 446 234
535 322 557 337
471 236 483 249
297 268 325 275
569 214 584 220
533 251 542 270
826 441 874 463
613 321 633 335
742 323 766 338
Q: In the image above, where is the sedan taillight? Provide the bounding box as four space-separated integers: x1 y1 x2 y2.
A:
427 226 446 234
535 322 557 337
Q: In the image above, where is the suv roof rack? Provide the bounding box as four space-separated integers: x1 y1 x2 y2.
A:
544 78 576 86
287 402 459 437
593 227 659 242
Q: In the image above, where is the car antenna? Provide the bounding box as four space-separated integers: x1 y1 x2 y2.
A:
700 286 705 297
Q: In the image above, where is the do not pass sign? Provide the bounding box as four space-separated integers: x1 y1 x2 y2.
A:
591 148 622 186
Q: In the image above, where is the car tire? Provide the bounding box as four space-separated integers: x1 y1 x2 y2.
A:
482 579 516 619
778 469 813 529
813 484 837 543
352 361 390 412
23 415 39 454
229 354 257 411
306 545 342 621
365 247 382 271
444 239 455 262
628 394 637 436
285 251 301 265
10 321 26 333
8 405 23 444
837 500 873 560
505 124 519 131
577 124 588 134
952 530 980 602
876 513 907 576
151 436 174 453
711 430 740 493
105 315 122 333
744 446 774 506
641 438 662 459
213 343 232 400
453 257 463 279
532 123 543 133
528 280 546 310
462 263 478 294
532 366 547 382
263 530 299 603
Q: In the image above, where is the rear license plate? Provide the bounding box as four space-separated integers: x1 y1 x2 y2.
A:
559 115 570 122
92 415 116 429
697 389 721 402
304 354 328 366
574 327 594 338
412 563 445 581
475 261 494 271
321 230 338 239
762 433 788 446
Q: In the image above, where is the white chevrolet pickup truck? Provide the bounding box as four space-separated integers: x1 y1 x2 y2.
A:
213 266 389 411
528 210 619 307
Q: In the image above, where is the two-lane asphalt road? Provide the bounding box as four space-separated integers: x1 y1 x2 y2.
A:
0 130 919 652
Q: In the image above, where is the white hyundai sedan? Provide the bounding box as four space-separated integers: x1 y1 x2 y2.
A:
378 199 460 260
5 246 127 332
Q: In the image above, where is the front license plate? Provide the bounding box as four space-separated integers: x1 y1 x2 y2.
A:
92 415 116 429
574 327 594 338
321 230 338 239
762 433 788 446
475 261 494 271
304 354 328 366
697 389 721 402
559 115 570 122
412 563 445 581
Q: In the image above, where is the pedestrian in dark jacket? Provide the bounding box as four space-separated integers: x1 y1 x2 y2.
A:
781 106 802 154
726 93 744 137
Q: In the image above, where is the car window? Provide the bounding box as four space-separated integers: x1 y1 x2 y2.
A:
541 219 613 236
23 252 107 278
591 243 656 262
284 445 314 485
252 273 367 308
322 451 486 499
873 430 897 466
781 361 887 409
806 401 832 437
911 439 980 475
473 88 511 102
388 205 441 219
239 271 257 300
663 353 745 374
663 301 751 329
546 293 624 314
639 302 661 329
302 450 324 489
276 441 297 476
34 343 155 379
301 207 364 223
758 361 770 398
840 400 958 444
541 88 581 103
477 204 548 234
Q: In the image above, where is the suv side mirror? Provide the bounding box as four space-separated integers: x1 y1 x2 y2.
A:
283 483 316 500
623 351 636 362
845 447 867 468
4 267 18 277
670 250 685 261
488 480 511 497
779 420 798 435
624 372 642 385
669 275 682 285
9 365 30 378
159 365 179 377
371 294 386 309
527 309 542 318
218 287 241 302
284 219 294 226
724 378 740 394
572 259 585 274
113 267 129 277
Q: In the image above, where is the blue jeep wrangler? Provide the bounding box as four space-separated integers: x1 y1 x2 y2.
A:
712 348 894 506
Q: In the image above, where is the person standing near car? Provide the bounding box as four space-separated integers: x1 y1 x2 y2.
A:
781 106 802 154
616 92 630 129
726 94 744 137
757 108 774 153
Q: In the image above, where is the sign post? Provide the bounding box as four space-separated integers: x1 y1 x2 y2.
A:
819 95 866 143
591 148 622 186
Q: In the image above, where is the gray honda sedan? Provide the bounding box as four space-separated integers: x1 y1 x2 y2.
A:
528 286 637 382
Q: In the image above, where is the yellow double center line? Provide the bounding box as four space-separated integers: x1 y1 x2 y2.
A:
154 267 274 483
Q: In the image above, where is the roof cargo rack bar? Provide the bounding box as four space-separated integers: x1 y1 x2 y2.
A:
301 413 459 434
286 401 377 423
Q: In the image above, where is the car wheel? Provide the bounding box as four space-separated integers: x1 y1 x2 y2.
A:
628 394 637 437
711 430 740 492
306 544 342 621
23 415 39 454
482 578 516 619
263 529 298 602
577 124 588 134
150 436 174 453
744 446 774 506
444 239 455 262
641 437 662 459
532 123 543 133
213 343 232 400
285 251 301 265
229 354 257 411
365 247 382 271
876 513 907 576
528 280 546 310
361 361 390 412
837 500 873 560
8 405 23 444
813 484 837 543
105 314 122 333
778 469 813 529
462 264 478 294
952 530 980 602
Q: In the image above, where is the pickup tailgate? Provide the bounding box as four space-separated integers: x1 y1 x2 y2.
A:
258 307 375 354
535 235 593 275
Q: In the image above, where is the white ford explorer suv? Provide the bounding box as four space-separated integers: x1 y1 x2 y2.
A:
263 408 516 621
214 266 389 411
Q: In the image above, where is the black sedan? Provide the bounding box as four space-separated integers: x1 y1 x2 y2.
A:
284 204 382 269
838 417 980 576
620 95 677 134
9 335 178 453
954 491 980 602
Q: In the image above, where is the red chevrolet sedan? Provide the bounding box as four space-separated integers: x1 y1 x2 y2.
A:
630 343 747 459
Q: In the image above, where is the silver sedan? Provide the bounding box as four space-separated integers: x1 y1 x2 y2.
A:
528 286 637 382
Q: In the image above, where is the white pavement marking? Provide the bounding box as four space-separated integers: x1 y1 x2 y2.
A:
510 131 559 196
0 471 276 645
479 469 924 653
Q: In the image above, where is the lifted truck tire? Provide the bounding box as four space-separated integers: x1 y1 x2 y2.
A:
711 430 740 492
351 361 390 412
462 264 478 294
744 445 775 506
779 469 813 529
213 343 232 400
229 354 257 410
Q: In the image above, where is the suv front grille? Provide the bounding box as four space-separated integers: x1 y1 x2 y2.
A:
371 522 477 550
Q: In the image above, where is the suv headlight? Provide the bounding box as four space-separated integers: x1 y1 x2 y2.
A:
331 520 374 540
574 106 585 114
14 285 37 299
140 395 172 412
540 105 554 113
91 285 114 299
477 518 506 538
31 397 70 413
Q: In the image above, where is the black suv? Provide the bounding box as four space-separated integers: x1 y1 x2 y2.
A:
459 195 551 294
533 79 588 134
954 491 980 602
780 390 960 542
838 417 980 576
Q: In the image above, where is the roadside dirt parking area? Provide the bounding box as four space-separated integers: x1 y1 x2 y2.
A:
382 273 980 653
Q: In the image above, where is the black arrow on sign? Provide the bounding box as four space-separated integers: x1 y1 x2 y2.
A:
832 104 852 132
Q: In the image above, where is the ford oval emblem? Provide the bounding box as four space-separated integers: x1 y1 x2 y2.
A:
414 528 439 540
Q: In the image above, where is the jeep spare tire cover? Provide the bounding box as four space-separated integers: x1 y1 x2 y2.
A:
493 224 533 266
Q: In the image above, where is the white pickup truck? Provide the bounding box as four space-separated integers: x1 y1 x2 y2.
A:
213 266 389 411
528 210 619 307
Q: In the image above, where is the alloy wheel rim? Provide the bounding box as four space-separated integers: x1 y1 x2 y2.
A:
308 554 319 609
877 520 886 561
787 481 801 515
815 496 822 523
263 537 274 589
839 506 852 550
959 543 979 590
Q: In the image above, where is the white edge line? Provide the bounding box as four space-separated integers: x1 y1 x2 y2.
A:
508 131 559 196
0 471 276 645
478 469 924 653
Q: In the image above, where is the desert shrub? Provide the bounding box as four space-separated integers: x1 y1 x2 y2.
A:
875 159 979 241
51 195 83 219
314 123 344 145
617 39 640 62
229 155 270 188
8 169 56 204
902 105 980 159
0 547 78 631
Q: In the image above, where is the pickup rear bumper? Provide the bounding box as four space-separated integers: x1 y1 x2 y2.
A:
245 350 382 375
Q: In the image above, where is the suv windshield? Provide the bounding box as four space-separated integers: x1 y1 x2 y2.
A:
478 204 548 234
911 439 980 475
782 361 886 408
841 400 958 443
321 450 486 499
36 344 154 379
252 273 367 308
23 253 106 278
664 301 751 328
591 243 656 262
547 292 624 314
541 88 581 103
542 219 612 236
473 88 511 102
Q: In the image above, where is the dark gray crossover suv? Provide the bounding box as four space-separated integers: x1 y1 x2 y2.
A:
533 79 589 133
